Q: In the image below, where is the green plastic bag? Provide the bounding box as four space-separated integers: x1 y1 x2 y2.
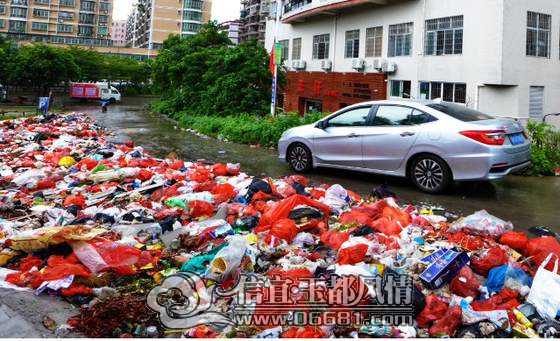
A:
165 197 186 209
181 243 227 274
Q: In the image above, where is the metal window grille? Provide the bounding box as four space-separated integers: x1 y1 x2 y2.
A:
365 26 383 57
425 16 463 55
313 34 330 60
526 11 550 57
292 38 302 60
388 22 413 57
345 29 360 58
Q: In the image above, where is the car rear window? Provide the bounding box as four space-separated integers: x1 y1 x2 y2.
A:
427 103 494 122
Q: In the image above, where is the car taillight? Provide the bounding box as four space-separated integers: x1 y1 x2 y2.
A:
460 130 506 145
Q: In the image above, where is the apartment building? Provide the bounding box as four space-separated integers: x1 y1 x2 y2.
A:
265 0 560 126
126 0 212 50
219 19 240 45
111 19 125 46
239 0 273 44
0 0 113 47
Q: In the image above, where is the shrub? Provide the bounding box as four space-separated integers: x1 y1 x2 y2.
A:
526 121 560 175
170 112 324 148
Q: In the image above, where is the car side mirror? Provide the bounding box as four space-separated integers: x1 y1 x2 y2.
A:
316 120 328 129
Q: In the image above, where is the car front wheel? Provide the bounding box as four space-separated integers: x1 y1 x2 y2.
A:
287 143 313 173
410 155 452 193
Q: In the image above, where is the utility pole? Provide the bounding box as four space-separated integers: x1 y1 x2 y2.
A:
270 0 282 116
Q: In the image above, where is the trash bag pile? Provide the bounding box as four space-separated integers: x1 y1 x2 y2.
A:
1 113 560 338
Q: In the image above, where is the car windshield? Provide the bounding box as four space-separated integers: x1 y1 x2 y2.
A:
427 103 494 122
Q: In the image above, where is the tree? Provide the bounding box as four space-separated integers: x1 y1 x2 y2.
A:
66 47 106 82
0 36 18 86
6 44 79 96
152 22 278 116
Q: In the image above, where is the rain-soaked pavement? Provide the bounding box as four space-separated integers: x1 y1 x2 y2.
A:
73 98 559 233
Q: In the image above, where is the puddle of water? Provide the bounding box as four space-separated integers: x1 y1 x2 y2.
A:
77 99 559 233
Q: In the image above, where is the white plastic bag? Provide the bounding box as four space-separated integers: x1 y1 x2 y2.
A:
527 253 560 320
321 184 348 213
449 210 513 236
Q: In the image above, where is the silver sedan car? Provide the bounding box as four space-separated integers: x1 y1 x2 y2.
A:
278 100 531 193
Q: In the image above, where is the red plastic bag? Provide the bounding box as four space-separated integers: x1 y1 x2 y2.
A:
416 295 449 328
339 210 372 227
259 194 331 228
471 246 508 276
449 266 481 298
428 306 462 337
370 217 402 236
282 326 325 338
212 183 236 204
471 287 519 311
137 169 154 182
189 200 214 218
75 158 98 171
526 236 560 271
188 167 212 182
169 159 185 170
382 206 411 227
269 218 298 243
499 231 529 251
320 230 350 250
337 243 368 265
211 163 228 176
63 194 86 208
72 241 152 276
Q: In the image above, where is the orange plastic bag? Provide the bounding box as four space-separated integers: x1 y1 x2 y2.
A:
471 287 519 311
211 163 228 176
338 243 368 265
189 200 215 218
269 218 298 243
63 194 86 208
259 194 331 228
526 236 560 271
370 217 402 236
212 183 236 204
339 210 372 227
499 231 529 251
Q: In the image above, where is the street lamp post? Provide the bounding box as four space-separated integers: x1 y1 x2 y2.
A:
270 0 282 117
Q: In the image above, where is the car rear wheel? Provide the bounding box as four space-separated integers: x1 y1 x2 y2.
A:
287 143 313 173
410 155 452 193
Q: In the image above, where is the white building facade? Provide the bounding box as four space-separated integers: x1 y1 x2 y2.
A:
266 0 560 125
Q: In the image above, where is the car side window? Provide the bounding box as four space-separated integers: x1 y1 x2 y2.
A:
327 107 371 127
372 105 413 126
409 109 438 124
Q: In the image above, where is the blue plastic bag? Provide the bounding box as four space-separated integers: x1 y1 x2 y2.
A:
485 263 532 294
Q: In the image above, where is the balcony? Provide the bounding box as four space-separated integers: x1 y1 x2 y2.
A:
282 0 415 24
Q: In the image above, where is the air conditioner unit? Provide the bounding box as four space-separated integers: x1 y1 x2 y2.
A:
291 60 306 70
382 61 397 73
352 58 365 70
320 59 332 71
372 59 383 70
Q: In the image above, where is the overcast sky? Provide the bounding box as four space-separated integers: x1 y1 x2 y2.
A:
112 0 241 22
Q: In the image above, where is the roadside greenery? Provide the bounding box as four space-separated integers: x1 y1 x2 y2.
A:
0 38 151 97
152 22 280 117
170 111 324 147
526 121 560 176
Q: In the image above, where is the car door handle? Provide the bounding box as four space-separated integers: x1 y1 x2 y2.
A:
348 133 360 138
400 132 416 137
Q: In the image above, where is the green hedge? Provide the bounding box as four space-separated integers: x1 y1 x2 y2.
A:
168 111 324 148
527 121 560 176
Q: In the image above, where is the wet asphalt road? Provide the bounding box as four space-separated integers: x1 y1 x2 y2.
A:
76 98 560 232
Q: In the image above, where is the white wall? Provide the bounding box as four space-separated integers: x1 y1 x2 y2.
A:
266 0 560 124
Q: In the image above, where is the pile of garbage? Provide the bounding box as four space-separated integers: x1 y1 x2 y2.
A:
1 113 560 338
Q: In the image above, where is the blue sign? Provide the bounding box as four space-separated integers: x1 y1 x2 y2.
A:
38 97 50 114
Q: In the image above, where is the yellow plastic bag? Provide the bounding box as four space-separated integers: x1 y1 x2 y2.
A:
58 156 76 168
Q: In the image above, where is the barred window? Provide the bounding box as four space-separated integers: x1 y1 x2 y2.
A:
33 8 49 18
312 34 330 60
59 0 74 6
99 2 110 11
419 81 466 103
183 10 202 21
0 4 6 14
425 16 463 55
57 23 73 33
31 22 48 31
59 11 74 20
279 39 289 62
10 7 27 18
365 26 383 57
345 29 360 58
80 1 96 12
78 25 94 36
388 22 413 57
0 19 4 29
526 11 551 57
292 38 302 60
